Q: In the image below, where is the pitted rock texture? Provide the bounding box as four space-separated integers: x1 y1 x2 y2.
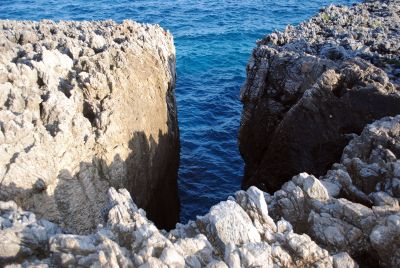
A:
0 20 179 233
267 115 400 267
239 0 400 192
0 187 355 268
2 115 399 267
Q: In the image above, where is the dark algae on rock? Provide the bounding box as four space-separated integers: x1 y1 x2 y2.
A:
239 0 400 193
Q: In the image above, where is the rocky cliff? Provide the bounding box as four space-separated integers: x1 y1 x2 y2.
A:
0 20 180 232
239 0 400 192
1 0 400 267
1 115 399 267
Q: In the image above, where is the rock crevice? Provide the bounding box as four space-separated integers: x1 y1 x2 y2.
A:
0 20 180 232
1 0 400 267
2 115 399 267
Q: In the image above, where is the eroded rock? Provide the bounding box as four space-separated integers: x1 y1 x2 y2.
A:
0 187 342 267
0 20 179 232
239 0 400 192
267 116 400 267
1 0 399 267
4 112 398 268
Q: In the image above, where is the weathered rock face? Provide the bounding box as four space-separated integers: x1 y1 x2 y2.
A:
239 0 400 192
0 187 354 267
0 20 179 232
267 115 400 267
3 115 397 267
1 0 400 267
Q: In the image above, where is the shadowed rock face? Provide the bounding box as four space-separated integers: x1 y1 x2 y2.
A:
239 0 400 193
0 20 180 232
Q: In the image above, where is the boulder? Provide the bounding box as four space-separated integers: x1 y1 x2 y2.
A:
196 200 261 254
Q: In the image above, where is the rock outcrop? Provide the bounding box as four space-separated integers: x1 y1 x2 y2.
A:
2 113 398 268
0 187 356 267
0 20 180 232
266 115 400 267
239 0 400 192
1 0 400 267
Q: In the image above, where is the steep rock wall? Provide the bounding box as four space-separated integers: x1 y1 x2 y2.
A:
0 20 179 233
239 0 400 192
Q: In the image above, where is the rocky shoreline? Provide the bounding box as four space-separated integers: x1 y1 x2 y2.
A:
1 0 400 267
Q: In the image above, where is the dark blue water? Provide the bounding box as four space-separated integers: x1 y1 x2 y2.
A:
1 0 357 223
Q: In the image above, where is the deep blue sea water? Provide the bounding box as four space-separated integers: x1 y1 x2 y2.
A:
1 0 357 223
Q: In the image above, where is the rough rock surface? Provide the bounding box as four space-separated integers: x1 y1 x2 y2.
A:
1 0 400 267
266 115 400 267
0 20 180 232
2 114 398 267
0 187 354 267
239 0 400 192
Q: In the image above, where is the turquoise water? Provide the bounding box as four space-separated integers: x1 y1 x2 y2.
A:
1 0 357 223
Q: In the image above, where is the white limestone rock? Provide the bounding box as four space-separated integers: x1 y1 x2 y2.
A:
0 19 180 233
0 186 343 267
197 200 261 253
267 116 400 266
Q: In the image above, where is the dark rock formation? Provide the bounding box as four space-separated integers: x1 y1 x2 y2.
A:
0 20 180 232
239 0 400 192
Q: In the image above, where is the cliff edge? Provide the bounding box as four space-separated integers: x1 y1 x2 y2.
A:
0 20 180 232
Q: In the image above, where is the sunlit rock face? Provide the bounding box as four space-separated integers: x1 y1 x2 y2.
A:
239 0 400 193
0 19 180 233
0 187 351 267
